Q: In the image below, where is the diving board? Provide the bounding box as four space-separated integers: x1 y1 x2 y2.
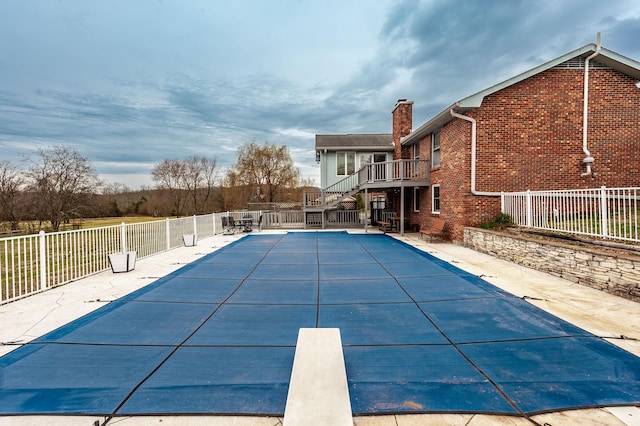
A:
283 328 352 426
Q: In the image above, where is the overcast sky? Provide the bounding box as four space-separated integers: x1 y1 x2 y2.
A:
1 0 639 189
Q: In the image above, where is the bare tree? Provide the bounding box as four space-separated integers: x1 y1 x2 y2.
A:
182 155 218 214
0 161 26 230
151 159 187 216
221 168 254 211
25 146 101 231
229 142 301 204
100 182 141 216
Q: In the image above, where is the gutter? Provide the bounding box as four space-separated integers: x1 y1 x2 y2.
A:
450 110 501 196
581 33 601 177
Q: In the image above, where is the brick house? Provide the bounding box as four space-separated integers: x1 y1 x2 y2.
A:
397 42 640 240
311 41 640 241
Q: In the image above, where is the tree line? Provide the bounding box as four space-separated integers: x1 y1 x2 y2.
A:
0 142 313 233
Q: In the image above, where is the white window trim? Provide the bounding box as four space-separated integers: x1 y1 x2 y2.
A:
413 187 420 212
336 152 356 176
431 184 440 214
431 130 440 168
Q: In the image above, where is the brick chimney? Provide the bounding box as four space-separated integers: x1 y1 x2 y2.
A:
392 99 413 159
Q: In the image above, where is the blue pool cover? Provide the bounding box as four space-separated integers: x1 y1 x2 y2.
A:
1 231 639 417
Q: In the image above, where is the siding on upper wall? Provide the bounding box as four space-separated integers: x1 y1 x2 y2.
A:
321 151 392 188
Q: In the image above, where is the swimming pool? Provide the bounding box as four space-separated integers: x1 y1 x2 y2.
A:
1 231 639 417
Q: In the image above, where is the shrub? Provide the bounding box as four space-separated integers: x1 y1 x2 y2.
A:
478 213 514 230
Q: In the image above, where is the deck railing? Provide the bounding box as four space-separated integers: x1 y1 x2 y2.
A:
502 186 640 243
305 159 429 208
227 210 306 229
360 158 429 182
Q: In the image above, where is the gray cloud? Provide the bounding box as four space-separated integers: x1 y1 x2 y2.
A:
0 0 639 188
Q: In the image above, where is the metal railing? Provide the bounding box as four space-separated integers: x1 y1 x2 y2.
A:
1 214 221 304
2 208 366 304
502 186 640 243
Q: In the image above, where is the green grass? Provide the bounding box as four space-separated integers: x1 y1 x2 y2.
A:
1 216 172 237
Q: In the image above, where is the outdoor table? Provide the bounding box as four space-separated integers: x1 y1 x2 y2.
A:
237 217 253 232
388 216 401 232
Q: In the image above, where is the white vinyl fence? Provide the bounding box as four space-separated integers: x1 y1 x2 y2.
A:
2 209 365 304
1 213 223 304
502 186 640 243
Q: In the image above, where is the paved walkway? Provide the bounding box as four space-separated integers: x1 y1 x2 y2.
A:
0 230 639 425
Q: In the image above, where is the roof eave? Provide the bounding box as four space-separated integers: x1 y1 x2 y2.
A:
401 104 457 145
402 43 640 146
315 145 394 151
457 44 600 109
593 47 640 80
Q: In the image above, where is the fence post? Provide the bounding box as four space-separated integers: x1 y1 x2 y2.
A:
39 230 47 291
193 215 198 240
120 222 127 253
600 186 608 238
166 218 171 250
526 190 532 228
212 213 217 235
500 192 505 213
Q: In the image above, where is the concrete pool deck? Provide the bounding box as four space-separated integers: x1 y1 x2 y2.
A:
1 230 639 426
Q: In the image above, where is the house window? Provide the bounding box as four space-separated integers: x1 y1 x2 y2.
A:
431 130 440 168
432 185 440 214
413 187 420 212
373 153 386 163
413 142 420 160
337 152 355 176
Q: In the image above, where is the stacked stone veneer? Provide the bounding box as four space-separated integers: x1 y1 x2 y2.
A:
464 228 640 302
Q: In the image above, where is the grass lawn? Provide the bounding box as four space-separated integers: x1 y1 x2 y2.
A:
0 216 174 236
72 216 172 229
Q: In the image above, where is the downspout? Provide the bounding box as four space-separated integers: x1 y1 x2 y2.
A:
450 110 501 196
581 32 601 177
322 149 327 188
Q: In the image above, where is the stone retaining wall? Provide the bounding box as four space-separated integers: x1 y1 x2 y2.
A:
463 228 640 303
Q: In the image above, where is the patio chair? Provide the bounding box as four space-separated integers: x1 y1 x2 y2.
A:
229 216 242 233
222 216 235 235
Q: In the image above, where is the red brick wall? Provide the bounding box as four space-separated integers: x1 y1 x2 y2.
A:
473 67 640 192
392 100 413 159
414 66 640 241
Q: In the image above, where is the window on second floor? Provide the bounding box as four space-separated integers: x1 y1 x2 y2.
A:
431 130 440 168
413 142 420 160
337 152 356 176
